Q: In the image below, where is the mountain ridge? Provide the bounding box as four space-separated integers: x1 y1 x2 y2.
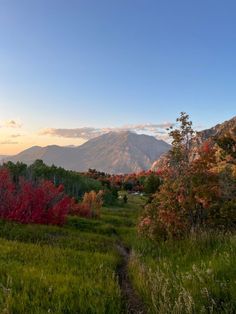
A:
151 116 236 170
5 131 171 174
196 116 236 143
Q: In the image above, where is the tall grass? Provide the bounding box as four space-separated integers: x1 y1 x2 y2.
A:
128 232 236 313
0 238 121 313
0 215 122 313
0 195 235 313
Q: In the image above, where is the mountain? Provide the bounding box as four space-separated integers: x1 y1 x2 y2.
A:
151 116 236 170
196 116 236 143
6 131 171 174
0 155 8 163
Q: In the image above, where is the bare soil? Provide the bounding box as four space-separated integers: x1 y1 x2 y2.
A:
116 243 146 314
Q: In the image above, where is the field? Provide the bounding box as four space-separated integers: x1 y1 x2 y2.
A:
128 231 236 313
0 195 235 313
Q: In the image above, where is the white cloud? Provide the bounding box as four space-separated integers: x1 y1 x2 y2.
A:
1 140 19 145
39 127 103 139
39 122 174 142
2 120 22 128
10 134 22 138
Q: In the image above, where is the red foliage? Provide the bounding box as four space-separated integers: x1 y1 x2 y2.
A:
68 197 92 218
84 168 162 193
139 139 236 239
0 168 71 225
0 168 15 218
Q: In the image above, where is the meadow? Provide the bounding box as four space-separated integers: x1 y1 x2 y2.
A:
0 194 235 313
0 213 122 313
128 231 236 313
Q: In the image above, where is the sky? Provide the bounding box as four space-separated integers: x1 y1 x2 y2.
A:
0 0 236 155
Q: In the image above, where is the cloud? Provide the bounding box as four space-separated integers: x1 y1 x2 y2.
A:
2 120 22 128
40 127 104 139
10 134 22 138
1 140 19 145
39 122 174 142
124 122 174 132
155 133 171 141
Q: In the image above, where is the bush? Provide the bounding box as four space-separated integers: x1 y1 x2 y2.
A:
143 173 161 194
68 198 92 218
81 190 104 218
0 168 70 225
139 113 236 240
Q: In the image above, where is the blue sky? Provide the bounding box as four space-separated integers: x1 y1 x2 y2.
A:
0 0 235 154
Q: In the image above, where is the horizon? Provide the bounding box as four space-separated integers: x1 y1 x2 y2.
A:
1 110 235 157
2 114 235 157
1 129 173 157
1 0 236 154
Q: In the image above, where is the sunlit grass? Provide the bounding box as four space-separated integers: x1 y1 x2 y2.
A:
128 232 236 313
0 238 121 313
0 195 235 313
0 214 123 313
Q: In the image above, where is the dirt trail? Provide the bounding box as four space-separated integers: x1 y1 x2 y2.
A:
116 243 146 314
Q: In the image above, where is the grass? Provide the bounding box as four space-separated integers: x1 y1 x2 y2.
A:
0 194 235 313
125 223 236 312
0 195 142 313
0 239 120 313
0 215 122 313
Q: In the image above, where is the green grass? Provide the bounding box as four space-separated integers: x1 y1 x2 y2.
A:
127 230 236 313
0 194 235 313
0 216 123 313
105 195 236 314
0 239 120 313
0 195 142 313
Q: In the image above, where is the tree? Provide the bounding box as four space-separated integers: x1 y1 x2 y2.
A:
139 113 236 240
122 181 134 191
167 112 195 172
82 190 103 217
4 161 27 184
0 168 71 225
144 173 161 194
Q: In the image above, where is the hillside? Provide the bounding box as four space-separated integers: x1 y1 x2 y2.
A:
151 116 236 170
0 155 8 162
196 116 236 143
0 195 234 313
6 131 171 174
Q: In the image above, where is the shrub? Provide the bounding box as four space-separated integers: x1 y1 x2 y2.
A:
81 190 104 218
0 168 71 225
68 198 92 218
143 173 161 194
139 113 236 240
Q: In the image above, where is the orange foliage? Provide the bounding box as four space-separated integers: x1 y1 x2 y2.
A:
139 138 236 239
82 190 104 217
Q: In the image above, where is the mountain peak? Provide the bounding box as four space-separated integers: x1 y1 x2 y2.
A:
6 131 170 174
197 116 236 142
151 115 236 171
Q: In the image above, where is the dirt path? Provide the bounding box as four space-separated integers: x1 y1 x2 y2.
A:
116 243 146 314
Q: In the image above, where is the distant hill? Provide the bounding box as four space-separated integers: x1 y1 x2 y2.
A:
196 116 236 143
0 155 8 163
151 116 236 170
6 131 171 174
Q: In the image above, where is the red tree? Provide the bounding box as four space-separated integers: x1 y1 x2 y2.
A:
0 168 71 225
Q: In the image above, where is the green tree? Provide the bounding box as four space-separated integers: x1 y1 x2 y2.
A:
167 112 195 172
144 173 161 194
